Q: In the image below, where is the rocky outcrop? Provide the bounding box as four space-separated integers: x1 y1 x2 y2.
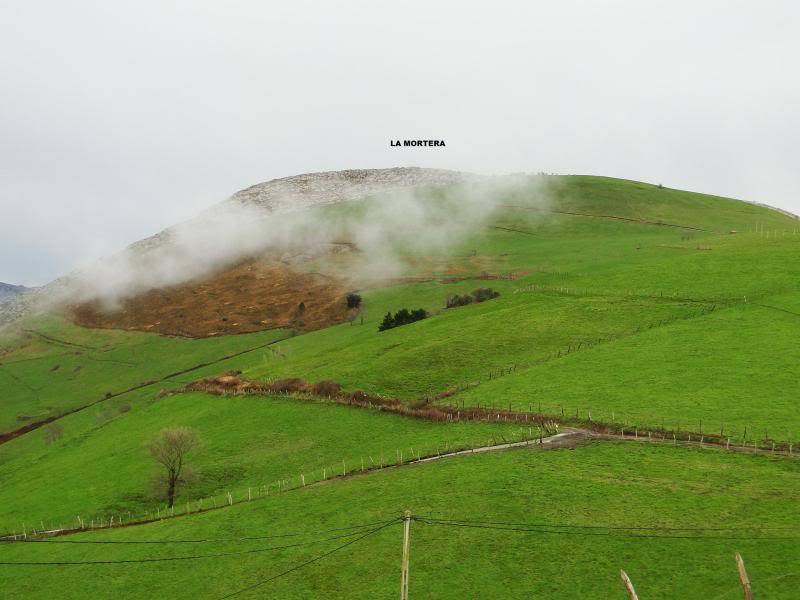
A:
226 167 473 213
127 167 476 254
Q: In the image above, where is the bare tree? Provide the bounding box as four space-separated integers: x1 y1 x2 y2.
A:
148 427 198 507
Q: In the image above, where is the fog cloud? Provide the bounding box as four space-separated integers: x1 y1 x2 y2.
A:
58 175 551 308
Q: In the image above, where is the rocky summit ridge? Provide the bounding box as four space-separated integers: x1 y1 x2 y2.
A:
225 167 473 213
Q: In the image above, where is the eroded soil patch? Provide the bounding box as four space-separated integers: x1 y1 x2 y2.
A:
69 256 354 338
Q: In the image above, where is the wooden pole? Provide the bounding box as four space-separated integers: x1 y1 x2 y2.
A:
735 553 753 600
620 570 639 600
401 510 412 600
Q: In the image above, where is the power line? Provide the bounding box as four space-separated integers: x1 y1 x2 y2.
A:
0 519 392 545
414 516 800 533
216 518 400 599
6 515 795 546
415 518 800 541
0 529 378 566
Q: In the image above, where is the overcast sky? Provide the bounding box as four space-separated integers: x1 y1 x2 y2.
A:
1 1 798 286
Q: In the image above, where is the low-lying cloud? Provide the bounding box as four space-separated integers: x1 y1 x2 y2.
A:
57 174 554 310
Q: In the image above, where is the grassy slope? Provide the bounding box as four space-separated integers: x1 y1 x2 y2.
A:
235 178 799 433
241 280 711 399
2 442 798 599
454 296 800 437
1 175 798 598
0 391 529 533
0 316 289 432
3 176 796 426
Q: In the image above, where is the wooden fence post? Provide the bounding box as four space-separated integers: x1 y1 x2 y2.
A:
620 570 639 600
735 553 753 600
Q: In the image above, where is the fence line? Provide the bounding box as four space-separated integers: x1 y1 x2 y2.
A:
6 373 798 540
4 395 796 541
1 426 559 541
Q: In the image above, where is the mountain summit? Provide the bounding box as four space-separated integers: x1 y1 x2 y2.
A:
224 167 472 213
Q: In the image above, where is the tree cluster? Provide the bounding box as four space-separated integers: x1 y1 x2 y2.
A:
346 293 362 309
378 308 427 331
445 287 500 308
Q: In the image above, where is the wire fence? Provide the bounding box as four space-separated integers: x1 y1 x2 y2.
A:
7 380 798 543
0 426 551 541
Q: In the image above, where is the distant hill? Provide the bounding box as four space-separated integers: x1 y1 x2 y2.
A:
0 282 28 300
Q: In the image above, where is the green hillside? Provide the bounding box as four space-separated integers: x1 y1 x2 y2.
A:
1 175 798 598
3 443 799 599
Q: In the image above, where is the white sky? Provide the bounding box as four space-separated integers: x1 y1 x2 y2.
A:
1 0 798 286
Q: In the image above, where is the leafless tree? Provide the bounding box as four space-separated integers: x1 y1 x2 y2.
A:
148 427 198 507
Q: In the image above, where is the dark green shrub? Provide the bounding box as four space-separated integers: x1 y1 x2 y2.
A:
378 308 427 331
409 308 427 321
379 312 395 331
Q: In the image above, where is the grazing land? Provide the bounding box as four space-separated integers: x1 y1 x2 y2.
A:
2 443 799 599
1 174 798 598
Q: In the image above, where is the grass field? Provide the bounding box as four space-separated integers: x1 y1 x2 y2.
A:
1 175 798 598
2 442 798 599
452 296 800 437
0 316 289 432
0 391 530 533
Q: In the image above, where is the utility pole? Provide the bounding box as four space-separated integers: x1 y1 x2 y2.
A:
735 553 753 600
401 510 412 600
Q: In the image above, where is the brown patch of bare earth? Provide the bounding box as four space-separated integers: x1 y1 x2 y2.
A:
68 256 354 338
66 246 522 339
